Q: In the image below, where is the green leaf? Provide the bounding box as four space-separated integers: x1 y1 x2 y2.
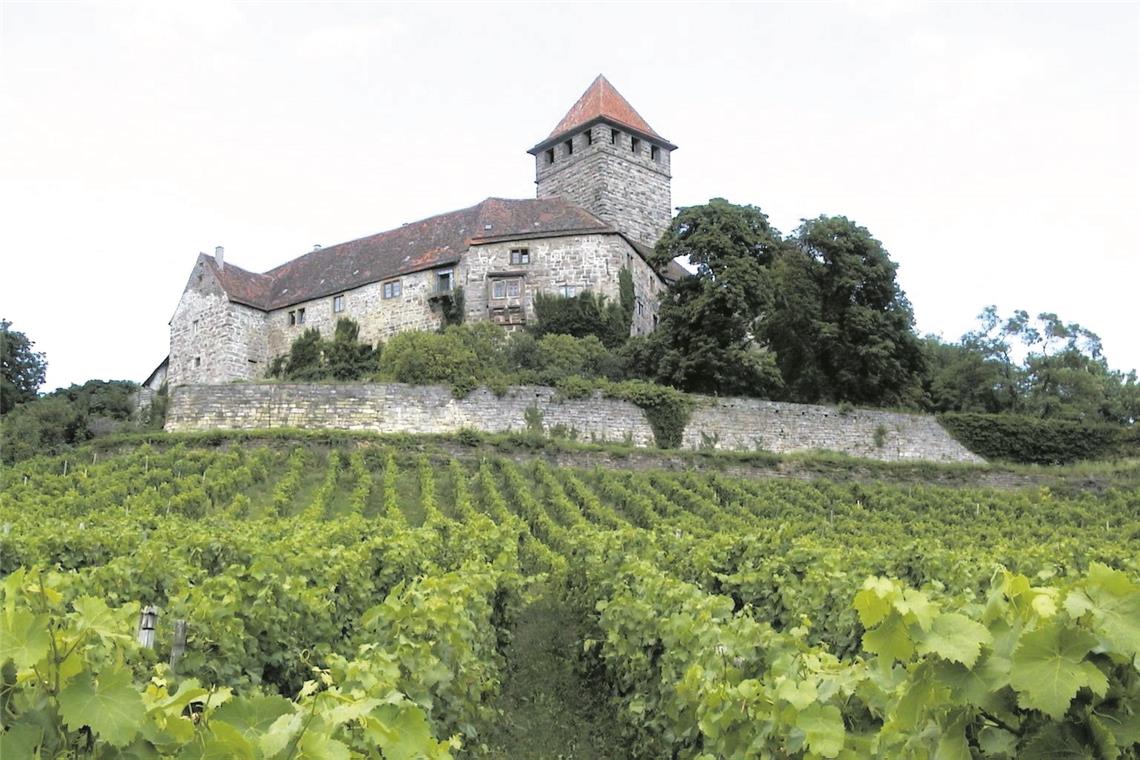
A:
58 666 146 748
1064 563 1140 656
211 694 294 742
0 608 50 669
295 730 351 760
367 703 437 760
795 703 845 758
863 613 913 662
853 577 895 628
896 589 939 632
933 712 970 760
0 722 43 759
977 726 1018 758
201 720 257 760
1009 623 1107 720
916 613 993 668
257 709 303 758
73 596 130 640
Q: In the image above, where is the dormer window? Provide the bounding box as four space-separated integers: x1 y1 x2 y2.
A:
545 148 554 165
631 137 641 154
564 139 573 156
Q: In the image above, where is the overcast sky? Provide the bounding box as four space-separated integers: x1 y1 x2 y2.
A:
2 1 1137 391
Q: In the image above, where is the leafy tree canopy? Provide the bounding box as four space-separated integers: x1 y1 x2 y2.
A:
1 319 47 414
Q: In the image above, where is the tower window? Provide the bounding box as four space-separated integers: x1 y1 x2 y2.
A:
510 248 530 265
564 139 573 156
631 137 641 154
585 130 593 145
545 148 554 165
651 145 660 161
194 357 201 368
611 129 619 145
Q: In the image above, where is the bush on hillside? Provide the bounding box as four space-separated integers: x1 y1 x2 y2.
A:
940 412 1138 464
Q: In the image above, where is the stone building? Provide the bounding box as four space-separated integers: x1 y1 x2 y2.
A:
166 75 684 386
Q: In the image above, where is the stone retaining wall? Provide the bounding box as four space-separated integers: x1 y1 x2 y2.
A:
165 383 982 463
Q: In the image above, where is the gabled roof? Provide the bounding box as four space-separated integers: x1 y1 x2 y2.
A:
207 198 615 312
531 74 675 153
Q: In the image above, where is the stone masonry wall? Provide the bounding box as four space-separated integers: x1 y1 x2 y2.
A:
166 384 657 446
169 261 269 386
166 384 982 463
536 123 672 248
265 269 444 362
463 234 661 335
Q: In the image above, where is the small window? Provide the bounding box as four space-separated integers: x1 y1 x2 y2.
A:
288 311 296 326
631 137 641 154
651 145 660 161
564 138 573 156
545 148 554 165
611 128 619 144
383 280 401 299
585 130 593 145
436 269 453 293
492 277 522 300
192 319 199 333
558 285 577 297
510 248 530 265
333 294 345 313
297 308 306 324
636 299 644 315
194 357 201 368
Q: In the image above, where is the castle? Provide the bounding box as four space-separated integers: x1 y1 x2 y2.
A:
162 75 684 387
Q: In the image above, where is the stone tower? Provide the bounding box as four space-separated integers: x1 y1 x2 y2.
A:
529 75 676 249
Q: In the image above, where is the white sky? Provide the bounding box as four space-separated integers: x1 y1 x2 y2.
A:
2 1 1137 391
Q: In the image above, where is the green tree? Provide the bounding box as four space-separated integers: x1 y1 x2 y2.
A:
323 319 378 380
645 199 785 396
1 319 47 414
765 216 925 406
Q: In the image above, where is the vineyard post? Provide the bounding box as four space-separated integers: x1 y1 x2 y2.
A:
137 606 159 648
170 620 188 671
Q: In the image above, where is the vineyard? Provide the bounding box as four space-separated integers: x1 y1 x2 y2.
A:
1 440 1138 758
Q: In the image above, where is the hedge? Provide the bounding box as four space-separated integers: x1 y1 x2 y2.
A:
939 413 1139 464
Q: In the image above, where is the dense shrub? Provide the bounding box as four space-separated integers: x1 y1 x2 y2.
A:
377 330 483 393
940 413 1138 464
531 286 632 348
269 320 377 381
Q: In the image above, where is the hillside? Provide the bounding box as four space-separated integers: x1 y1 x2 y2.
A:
2 436 1138 758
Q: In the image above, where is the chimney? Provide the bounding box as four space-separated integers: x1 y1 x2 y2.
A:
214 245 224 270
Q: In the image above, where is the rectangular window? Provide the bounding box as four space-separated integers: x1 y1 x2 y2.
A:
288 311 296 326
585 130 593 145
383 280 401 299
191 319 199 333
492 277 522 300
564 138 573 156
510 248 530 265
631 137 641 154
558 285 577 298
611 128 619 144
333 294 345 313
297 308 305 324
436 269 453 293
651 145 660 161
545 148 554 165
194 356 201 368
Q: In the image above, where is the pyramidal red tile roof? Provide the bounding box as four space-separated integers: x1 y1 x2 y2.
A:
209 198 614 311
533 74 674 151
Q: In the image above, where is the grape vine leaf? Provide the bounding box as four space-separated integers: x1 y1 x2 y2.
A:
1009 623 1107 720
200 720 257 760
1064 563 1140 655
211 694 294 742
863 614 913 662
795 703 845 758
853 577 895 628
366 703 436 760
916 613 992 668
57 666 146 747
0 608 50 668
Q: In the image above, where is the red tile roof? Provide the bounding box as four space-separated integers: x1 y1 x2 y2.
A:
532 74 674 152
209 198 615 311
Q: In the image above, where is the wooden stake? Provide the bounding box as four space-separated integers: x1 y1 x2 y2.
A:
169 620 188 670
136 606 159 649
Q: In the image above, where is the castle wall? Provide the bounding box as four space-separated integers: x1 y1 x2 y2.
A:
169 261 268 386
462 234 661 334
536 123 672 248
264 268 448 362
165 383 982 463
